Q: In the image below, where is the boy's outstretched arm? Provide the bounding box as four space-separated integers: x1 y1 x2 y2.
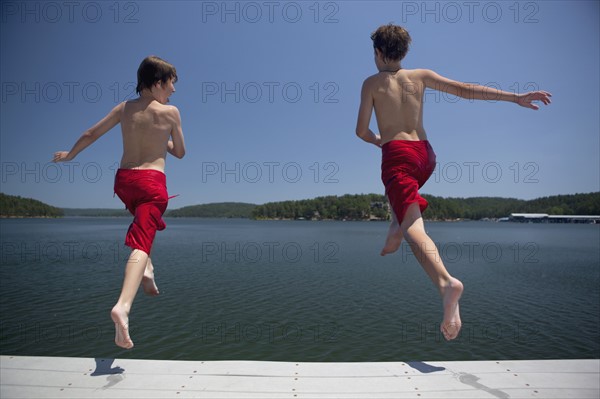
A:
421 69 552 109
355 78 382 147
53 103 123 162
166 106 185 159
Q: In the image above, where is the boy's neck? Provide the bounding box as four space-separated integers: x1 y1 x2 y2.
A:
139 90 158 103
378 62 402 73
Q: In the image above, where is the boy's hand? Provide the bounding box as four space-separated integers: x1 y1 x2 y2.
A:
53 151 72 162
517 91 552 110
373 135 382 148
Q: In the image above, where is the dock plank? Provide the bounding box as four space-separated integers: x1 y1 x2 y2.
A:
1 356 598 398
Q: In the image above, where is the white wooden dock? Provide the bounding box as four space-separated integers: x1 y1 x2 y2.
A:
1 355 598 398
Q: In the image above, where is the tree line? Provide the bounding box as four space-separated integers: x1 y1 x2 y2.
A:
0 193 63 218
2 191 598 220
251 194 388 220
167 202 256 218
251 192 600 221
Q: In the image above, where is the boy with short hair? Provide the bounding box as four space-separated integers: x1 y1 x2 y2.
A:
355 24 551 340
54 56 186 348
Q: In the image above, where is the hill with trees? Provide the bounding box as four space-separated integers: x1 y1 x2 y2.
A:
3 192 598 220
62 208 130 217
0 193 63 218
251 194 388 220
166 202 256 218
251 192 600 221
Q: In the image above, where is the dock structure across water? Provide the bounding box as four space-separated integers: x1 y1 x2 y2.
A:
507 213 600 223
1 355 599 398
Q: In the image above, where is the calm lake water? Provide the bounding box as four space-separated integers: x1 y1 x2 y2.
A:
1 218 598 362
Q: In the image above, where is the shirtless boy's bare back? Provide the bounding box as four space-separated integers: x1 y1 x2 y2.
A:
120 95 184 171
359 69 427 143
54 56 186 349
355 24 551 341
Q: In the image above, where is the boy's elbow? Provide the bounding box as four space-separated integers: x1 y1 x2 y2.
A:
355 128 368 139
174 149 185 159
82 130 95 139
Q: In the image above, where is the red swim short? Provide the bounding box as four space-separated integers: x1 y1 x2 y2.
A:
114 169 169 255
381 140 436 224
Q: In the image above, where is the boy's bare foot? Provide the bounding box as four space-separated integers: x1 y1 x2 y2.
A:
141 262 159 296
110 306 134 349
440 277 463 341
380 221 403 256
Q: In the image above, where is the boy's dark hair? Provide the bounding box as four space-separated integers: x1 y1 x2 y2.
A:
371 24 412 63
136 56 178 95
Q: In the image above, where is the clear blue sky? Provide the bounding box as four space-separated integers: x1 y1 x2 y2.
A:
1 1 598 209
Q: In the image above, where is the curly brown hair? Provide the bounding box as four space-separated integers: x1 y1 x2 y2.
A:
136 56 178 95
370 24 412 63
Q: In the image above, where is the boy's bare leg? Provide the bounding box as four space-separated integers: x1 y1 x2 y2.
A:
400 203 463 340
141 257 159 296
111 249 148 349
381 208 404 256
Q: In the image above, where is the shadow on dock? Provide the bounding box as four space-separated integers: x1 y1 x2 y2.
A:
406 361 445 373
90 358 124 376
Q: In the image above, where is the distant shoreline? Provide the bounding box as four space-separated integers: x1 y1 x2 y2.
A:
2 192 599 221
0 215 61 219
3 216 597 225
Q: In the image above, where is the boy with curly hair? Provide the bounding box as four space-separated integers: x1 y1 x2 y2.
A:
355 24 551 340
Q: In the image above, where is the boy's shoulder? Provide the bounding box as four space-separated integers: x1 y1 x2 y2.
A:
152 102 179 113
151 102 181 122
363 68 431 81
361 72 383 89
362 68 429 87
362 68 436 89
125 98 179 113
408 68 435 77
